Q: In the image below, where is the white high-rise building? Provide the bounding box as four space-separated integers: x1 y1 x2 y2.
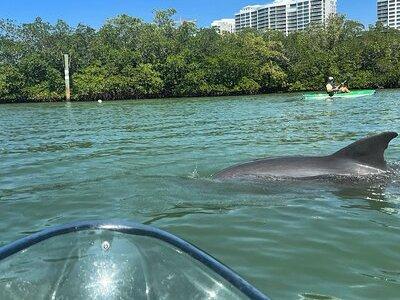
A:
235 0 337 35
377 0 400 29
211 19 236 34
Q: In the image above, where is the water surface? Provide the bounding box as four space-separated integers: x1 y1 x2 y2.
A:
1 90 399 299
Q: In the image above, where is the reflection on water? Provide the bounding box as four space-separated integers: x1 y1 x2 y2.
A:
336 185 400 215
144 202 248 225
143 174 400 225
0 91 399 299
299 293 341 300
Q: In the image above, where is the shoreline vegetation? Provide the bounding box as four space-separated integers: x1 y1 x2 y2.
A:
0 9 399 103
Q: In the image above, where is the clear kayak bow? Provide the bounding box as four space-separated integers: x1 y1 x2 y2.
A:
0 220 270 300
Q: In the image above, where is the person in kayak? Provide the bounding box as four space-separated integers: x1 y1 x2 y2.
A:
326 77 350 97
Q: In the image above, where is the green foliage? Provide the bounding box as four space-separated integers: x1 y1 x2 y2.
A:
127 63 163 98
73 63 108 99
0 64 24 101
0 12 399 103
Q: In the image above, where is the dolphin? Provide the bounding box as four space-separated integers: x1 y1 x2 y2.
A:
214 132 398 180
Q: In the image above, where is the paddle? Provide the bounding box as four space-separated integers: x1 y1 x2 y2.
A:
338 80 348 88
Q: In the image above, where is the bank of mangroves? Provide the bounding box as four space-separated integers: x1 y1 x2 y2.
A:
0 9 399 103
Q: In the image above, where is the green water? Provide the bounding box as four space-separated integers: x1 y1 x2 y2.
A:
1 90 399 299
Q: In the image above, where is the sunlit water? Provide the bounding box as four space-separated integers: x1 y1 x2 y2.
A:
0 90 399 299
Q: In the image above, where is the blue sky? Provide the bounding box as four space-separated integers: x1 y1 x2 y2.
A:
0 0 377 28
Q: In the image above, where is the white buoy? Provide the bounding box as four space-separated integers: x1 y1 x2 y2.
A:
98 100 103 103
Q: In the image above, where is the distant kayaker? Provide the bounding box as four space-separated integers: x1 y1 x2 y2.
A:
326 77 350 97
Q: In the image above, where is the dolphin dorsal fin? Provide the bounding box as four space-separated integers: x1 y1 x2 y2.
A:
332 132 398 168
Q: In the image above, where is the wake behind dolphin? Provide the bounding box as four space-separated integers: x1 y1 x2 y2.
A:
214 132 398 180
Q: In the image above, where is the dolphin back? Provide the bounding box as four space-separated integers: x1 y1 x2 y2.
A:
332 132 398 169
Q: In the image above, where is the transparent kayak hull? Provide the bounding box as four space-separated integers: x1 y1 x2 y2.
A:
0 221 269 300
303 90 376 100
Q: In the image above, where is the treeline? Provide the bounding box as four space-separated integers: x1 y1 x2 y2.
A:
0 9 399 103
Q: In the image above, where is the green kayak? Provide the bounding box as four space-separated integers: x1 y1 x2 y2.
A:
304 89 376 100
